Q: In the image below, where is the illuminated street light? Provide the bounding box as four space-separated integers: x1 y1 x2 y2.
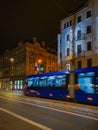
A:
10 58 14 63
38 59 42 64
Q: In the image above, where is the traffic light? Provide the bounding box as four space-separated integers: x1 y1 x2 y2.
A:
39 64 44 71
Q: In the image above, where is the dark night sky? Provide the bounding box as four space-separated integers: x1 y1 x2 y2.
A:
0 0 87 54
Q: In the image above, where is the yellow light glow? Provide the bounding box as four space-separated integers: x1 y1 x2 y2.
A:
38 59 42 63
10 58 14 63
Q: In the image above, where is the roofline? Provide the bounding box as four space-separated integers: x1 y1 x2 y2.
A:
61 2 88 21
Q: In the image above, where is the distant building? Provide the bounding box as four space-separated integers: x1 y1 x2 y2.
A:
58 0 98 70
0 40 59 90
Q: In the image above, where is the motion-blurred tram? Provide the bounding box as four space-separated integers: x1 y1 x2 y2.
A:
23 66 98 105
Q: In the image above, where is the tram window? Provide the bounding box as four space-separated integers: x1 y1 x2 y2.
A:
78 73 86 77
78 72 95 77
78 77 95 93
33 77 39 87
55 75 66 87
95 77 98 94
39 77 47 87
86 72 95 76
47 76 56 87
27 78 33 87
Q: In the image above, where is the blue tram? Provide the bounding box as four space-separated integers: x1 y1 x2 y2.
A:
74 66 98 105
23 66 98 105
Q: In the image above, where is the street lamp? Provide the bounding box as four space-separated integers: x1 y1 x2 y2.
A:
10 58 14 63
34 59 42 74
38 59 42 64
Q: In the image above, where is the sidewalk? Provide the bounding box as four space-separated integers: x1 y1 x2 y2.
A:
0 89 23 97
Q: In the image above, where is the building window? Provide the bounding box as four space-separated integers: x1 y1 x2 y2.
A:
77 60 82 68
86 10 91 18
77 45 81 57
64 21 72 29
67 34 69 41
87 58 92 67
67 48 70 56
77 16 81 23
64 23 66 29
87 41 91 51
70 20 72 26
67 22 69 27
87 25 91 34
77 30 81 40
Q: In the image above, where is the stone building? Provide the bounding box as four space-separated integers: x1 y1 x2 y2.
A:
58 0 98 70
0 40 59 90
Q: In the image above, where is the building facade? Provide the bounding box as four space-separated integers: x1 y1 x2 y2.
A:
0 41 59 90
58 0 98 70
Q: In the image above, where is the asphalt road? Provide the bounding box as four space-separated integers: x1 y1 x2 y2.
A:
0 91 98 130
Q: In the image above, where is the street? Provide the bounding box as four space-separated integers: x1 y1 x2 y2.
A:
0 90 98 130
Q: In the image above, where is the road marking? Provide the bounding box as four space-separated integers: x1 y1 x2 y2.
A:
0 107 52 130
0 96 98 121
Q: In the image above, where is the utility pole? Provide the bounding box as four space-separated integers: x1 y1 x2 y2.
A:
68 15 76 100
